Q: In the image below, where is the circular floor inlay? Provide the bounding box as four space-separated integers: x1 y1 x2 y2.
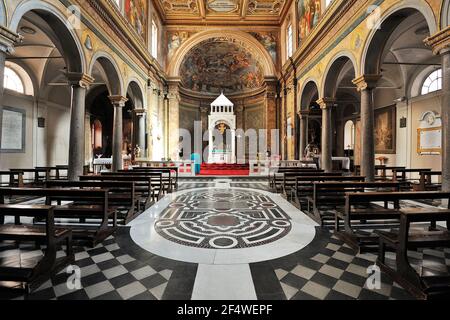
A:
154 190 292 249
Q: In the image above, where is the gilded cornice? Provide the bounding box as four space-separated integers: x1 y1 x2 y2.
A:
425 26 450 55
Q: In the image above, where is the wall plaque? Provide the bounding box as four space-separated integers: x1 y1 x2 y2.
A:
0 106 26 153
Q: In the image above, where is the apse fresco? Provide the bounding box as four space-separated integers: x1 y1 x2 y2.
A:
180 39 264 94
298 0 321 44
125 0 148 40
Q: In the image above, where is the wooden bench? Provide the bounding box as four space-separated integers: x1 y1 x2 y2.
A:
413 171 442 191
269 167 323 189
45 180 140 225
376 197 450 300
9 168 52 186
80 175 157 209
308 182 401 225
392 168 432 183
129 167 179 191
0 188 116 247
280 172 344 197
101 171 166 197
0 204 73 293
335 191 450 253
0 171 24 187
291 176 366 213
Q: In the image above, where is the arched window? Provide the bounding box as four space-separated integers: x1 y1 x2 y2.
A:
3 66 24 94
421 69 442 95
344 120 355 150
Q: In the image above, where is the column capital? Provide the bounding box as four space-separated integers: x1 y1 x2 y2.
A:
425 26 450 55
297 110 309 119
0 26 22 54
67 72 95 88
109 95 128 107
352 75 381 91
133 109 147 116
316 98 336 110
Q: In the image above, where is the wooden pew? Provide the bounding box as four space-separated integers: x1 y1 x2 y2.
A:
413 171 442 191
376 198 450 300
308 182 401 225
0 188 116 247
392 168 432 183
45 180 139 225
9 168 52 186
129 167 179 191
269 167 322 189
101 171 166 197
280 171 343 196
0 204 74 293
80 175 157 209
291 176 366 212
0 171 24 187
335 191 450 253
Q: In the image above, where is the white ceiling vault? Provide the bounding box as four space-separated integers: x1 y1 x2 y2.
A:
155 0 290 25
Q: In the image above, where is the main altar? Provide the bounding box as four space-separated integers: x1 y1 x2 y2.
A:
208 93 236 164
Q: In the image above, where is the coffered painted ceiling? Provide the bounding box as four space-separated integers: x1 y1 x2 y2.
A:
155 0 290 25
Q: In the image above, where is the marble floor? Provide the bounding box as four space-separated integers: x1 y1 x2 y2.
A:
0 178 449 300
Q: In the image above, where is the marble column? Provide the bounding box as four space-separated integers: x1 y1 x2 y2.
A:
109 95 128 172
134 109 146 157
265 81 278 154
298 110 309 159
167 80 180 160
353 75 381 182
426 29 450 191
442 50 450 192
282 85 288 160
0 49 5 109
67 73 94 180
317 98 335 172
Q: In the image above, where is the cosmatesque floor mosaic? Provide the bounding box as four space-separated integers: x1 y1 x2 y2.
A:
0 178 449 300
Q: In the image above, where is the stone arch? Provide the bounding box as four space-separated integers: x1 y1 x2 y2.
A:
9 0 86 73
168 30 277 78
299 79 320 111
88 51 124 96
361 0 437 75
441 0 450 28
0 0 6 26
321 51 357 98
125 78 145 109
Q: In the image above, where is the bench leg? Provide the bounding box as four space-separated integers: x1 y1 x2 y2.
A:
335 215 340 232
378 240 386 264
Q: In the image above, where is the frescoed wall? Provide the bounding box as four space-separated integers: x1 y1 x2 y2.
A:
249 32 277 63
125 0 148 40
179 38 264 94
298 0 321 45
168 31 195 59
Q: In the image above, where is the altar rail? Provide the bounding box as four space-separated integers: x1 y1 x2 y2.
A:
134 160 196 177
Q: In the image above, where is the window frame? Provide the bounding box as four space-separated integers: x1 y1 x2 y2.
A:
3 66 25 94
421 68 442 96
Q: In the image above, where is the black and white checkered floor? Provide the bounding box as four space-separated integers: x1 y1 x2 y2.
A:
0 178 449 300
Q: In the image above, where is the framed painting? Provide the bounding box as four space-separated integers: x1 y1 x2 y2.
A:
374 105 396 154
0 106 26 153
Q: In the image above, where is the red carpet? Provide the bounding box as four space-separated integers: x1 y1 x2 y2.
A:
199 163 250 176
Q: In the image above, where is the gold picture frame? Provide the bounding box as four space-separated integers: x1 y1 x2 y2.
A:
417 127 442 155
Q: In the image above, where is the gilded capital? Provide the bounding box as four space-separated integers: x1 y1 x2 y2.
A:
316 98 336 110
352 75 381 92
109 95 128 107
67 72 95 89
425 27 450 55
